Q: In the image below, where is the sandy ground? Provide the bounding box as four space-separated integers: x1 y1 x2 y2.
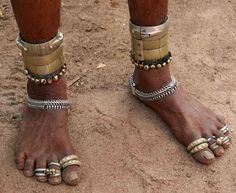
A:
0 0 236 192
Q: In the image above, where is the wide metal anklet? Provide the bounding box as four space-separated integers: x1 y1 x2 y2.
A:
16 32 66 85
26 96 70 110
129 18 171 70
129 73 178 101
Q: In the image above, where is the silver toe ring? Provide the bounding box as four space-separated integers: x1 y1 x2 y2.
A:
220 125 230 134
34 168 47 177
34 168 61 177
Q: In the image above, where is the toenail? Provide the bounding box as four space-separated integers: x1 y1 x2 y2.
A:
217 148 224 155
37 177 47 182
50 177 61 185
202 151 214 160
24 170 33 176
223 143 230 149
68 171 79 181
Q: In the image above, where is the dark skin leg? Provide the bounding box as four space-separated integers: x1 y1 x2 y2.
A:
128 0 230 164
11 0 80 185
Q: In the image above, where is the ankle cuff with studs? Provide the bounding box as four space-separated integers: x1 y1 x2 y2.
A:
16 32 66 85
24 64 67 85
130 51 172 70
130 18 172 70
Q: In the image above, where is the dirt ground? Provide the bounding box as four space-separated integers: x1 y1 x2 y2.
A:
0 0 236 192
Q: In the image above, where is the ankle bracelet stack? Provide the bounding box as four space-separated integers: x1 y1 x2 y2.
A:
129 18 178 101
129 18 172 70
26 96 70 110
16 32 66 84
129 73 178 101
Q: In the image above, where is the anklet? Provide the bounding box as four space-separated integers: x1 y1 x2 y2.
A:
26 96 70 110
16 32 66 85
129 73 178 101
24 63 67 85
129 18 172 70
131 51 172 70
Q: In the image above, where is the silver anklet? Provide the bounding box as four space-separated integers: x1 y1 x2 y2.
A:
129 73 178 101
26 96 70 110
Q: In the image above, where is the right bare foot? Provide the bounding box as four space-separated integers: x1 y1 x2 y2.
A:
132 67 231 164
15 78 81 186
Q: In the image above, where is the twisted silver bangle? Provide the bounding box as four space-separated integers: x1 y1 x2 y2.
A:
129 73 178 101
26 96 70 110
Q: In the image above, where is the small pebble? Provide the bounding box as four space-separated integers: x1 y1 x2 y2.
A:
12 113 22 120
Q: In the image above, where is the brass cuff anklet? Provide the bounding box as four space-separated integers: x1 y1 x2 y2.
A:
130 18 172 70
16 32 65 85
16 32 64 55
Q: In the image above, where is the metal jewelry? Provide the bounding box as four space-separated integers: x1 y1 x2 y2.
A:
61 160 81 170
16 32 65 85
220 125 230 134
187 138 208 152
190 143 209 154
222 136 230 145
129 73 178 101
34 168 47 177
60 154 81 170
24 64 67 85
216 137 225 145
48 162 61 167
26 96 70 110
209 142 220 151
47 168 61 178
130 18 171 70
131 52 172 70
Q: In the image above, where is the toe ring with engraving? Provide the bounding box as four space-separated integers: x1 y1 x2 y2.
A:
60 154 81 170
187 138 208 152
34 168 61 177
46 168 61 178
189 143 209 154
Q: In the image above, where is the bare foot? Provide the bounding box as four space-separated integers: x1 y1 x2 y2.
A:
133 67 230 164
15 78 81 185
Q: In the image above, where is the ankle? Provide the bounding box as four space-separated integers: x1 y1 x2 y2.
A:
27 77 67 100
134 66 172 92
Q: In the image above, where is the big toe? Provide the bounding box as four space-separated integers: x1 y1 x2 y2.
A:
193 148 215 164
62 165 81 186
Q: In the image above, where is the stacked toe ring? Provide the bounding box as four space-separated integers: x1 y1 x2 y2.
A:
219 125 231 148
187 138 209 155
60 155 81 170
34 164 61 180
48 162 61 178
207 137 222 153
216 135 230 147
34 168 48 178
220 125 230 134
